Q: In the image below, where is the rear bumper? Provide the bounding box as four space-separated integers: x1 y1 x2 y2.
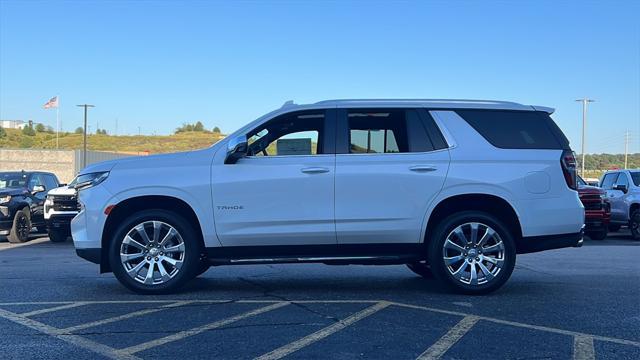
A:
517 228 584 254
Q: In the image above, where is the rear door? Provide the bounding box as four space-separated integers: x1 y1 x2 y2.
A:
334 108 450 245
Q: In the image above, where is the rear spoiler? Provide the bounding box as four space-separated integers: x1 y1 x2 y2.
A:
531 105 555 114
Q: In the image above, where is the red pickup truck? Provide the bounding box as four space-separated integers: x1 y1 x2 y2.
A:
578 176 610 240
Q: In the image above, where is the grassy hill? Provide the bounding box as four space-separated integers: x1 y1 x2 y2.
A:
0 128 225 154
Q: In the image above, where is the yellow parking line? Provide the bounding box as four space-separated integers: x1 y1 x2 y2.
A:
117 301 290 356
416 316 479 360
573 335 596 360
0 238 49 252
21 302 90 317
0 307 140 360
62 301 194 333
255 301 391 360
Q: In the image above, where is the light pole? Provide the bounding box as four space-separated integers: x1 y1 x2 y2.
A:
76 104 95 169
575 98 594 177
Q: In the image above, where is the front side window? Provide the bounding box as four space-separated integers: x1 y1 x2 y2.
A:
615 172 629 187
247 111 324 156
600 173 618 190
348 110 408 153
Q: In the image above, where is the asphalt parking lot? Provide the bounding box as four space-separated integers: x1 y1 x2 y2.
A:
0 232 639 360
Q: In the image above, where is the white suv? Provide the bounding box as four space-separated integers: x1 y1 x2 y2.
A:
71 99 584 294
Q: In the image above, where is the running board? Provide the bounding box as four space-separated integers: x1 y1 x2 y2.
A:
208 255 419 266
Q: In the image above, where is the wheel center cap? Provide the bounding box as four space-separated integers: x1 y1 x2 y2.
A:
468 249 478 257
149 248 160 257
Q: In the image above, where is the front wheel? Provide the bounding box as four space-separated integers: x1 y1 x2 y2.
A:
428 211 516 295
630 211 640 240
48 229 68 243
8 209 31 243
586 228 607 240
109 210 200 294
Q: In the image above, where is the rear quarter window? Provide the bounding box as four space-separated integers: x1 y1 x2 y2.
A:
455 110 569 150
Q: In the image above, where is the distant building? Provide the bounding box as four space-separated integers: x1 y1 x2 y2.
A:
0 120 27 129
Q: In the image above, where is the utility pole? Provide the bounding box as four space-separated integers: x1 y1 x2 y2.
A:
624 130 629 169
575 98 595 177
76 104 95 169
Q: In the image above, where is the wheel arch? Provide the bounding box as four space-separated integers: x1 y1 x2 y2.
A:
630 202 640 218
423 193 523 249
100 195 206 273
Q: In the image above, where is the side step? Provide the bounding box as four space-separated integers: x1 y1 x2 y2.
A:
208 255 419 266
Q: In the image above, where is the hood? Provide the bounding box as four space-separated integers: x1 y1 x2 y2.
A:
578 184 604 195
79 148 215 175
0 187 29 197
47 185 76 196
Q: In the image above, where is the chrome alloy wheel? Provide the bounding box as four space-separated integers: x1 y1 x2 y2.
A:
442 222 505 286
120 221 185 285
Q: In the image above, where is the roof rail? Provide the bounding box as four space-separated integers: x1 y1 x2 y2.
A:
313 99 525 106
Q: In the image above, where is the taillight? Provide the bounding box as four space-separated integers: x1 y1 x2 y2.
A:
561 150 577 190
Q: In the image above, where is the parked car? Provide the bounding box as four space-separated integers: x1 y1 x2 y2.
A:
44 179 79 243
600 169 640 239
71 99 584 295
0 171 61 243
577 176 610 240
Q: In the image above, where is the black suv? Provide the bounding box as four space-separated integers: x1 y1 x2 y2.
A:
0 171 61 243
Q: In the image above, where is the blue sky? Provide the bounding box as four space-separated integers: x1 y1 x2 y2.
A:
1 0 638 153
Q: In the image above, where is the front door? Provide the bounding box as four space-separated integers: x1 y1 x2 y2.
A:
334 108 450 245
211 109 337 247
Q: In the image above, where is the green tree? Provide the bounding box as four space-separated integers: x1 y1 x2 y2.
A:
35 123 46 132
194 121 204 132
213 126 221 133
22 124 36 136
75 127 84 134
0 126 5 138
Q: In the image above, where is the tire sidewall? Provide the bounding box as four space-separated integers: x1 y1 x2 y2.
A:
428 211 516 294
109 209 200 294
630 211 640 240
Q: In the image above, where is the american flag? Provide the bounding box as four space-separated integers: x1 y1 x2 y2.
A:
43 96 58 109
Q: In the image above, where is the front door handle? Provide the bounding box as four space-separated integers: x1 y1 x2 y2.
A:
409 165 437 172
301 167 330 174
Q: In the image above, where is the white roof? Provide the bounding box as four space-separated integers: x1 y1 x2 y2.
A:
282 99 554 113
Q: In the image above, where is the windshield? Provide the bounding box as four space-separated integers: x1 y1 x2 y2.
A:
577 176 586 186
631 171 640 187
0 173 27 190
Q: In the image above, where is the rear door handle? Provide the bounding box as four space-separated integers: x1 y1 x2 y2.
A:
409 165 437 172
301 167 330 174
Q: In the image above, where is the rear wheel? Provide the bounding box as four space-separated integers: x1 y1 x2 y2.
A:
407 261 433 278
109 209 200 294
587 228 607 240
428 211 516 295
630 211 640 240
48 229 68 243
8 209 31 243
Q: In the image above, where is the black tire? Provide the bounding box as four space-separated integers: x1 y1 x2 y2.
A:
630 210 640 240
48 229 68 243
608 224 621 232
586 228 607 240
428 211 516 295
109 209 201 294
407 261 433 278
36 226 47 234
196 262 211 277
7 209 31 243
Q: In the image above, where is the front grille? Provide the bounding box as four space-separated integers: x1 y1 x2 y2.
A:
580 193 603 211
51 195 80 211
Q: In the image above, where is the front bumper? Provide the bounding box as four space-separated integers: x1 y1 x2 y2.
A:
584 209 611 230
517 227 584 254
47 213 77 234
0 205 13 231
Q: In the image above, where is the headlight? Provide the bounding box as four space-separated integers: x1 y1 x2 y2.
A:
0 195 11 204
74 171 110 191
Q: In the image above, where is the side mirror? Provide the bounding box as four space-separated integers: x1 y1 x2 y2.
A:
32 185 46 194
613 184 628 193
224 134 248 164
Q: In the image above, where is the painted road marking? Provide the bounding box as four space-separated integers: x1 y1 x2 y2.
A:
62 301 193 333
0 307 140 360
116 301 290 356
255 301 391 360
21 301 90 317
0 238 49 252
573 335 596 360
416 315 479 360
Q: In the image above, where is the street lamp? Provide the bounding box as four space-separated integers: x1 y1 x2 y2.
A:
76 104 95 169
575 98 594 177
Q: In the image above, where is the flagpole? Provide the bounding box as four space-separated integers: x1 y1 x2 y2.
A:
56 95 60 149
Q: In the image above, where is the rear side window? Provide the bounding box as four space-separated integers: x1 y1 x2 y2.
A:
348 110 409 153
455 110 569 150
631 172 640 187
